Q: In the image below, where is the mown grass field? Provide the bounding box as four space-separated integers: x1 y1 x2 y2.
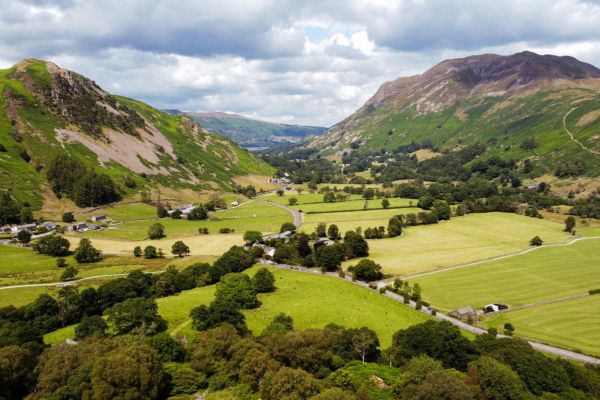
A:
157 266 430 347
264 192 363 205
0 286 60 308
300 207 423 234
481 295 600 356
409 237 600 310
293 198 415 213
344 212 570 275
81 201 291 241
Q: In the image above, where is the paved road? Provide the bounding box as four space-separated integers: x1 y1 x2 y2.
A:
259 199 303 228
267 261 600 365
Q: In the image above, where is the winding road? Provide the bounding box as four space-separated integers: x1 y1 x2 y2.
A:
259 199 303 228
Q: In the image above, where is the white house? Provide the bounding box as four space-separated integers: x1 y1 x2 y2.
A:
10 223 37 235
91 215 107 222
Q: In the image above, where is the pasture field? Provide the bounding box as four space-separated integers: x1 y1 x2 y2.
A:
157 266 430 347
0 286 60 307
481 295 600 356
93 202 157 221
344 212 570 275
300 207 423 234
80 200 292 241
67 234 244 257
264 192 363 205
409 237 600 311
293 198 415 213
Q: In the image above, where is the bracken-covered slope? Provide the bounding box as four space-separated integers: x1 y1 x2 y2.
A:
0 59 274 208
184 111 327 149
312 51 600 175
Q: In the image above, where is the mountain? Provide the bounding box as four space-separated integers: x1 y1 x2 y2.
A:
0 59 274 209
184 111 327 149
311 51 600 175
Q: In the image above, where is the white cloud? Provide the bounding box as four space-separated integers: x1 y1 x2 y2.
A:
1 0 600 126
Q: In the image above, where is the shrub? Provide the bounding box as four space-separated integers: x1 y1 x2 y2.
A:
56 257 67 268
17 229 32 245
351 259 383 282
75 315 107 339
164 363 206 396
198 227 209 234
133 246 142 257
60 266 78 281
219 227 234 234
144 245 158 259
62 212 75 223
253 268 276 293
280 222 296 233
529 236 543 246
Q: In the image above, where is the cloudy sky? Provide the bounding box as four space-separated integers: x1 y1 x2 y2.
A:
2 0 600 126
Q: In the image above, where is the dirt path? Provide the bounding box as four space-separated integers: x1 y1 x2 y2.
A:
563 107 600 155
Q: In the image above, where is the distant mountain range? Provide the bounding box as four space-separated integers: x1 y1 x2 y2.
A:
309 51 600 176
167 111 327 149
0 60 274 209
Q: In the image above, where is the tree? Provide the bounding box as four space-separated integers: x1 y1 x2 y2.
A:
363 188 375 200
62 212 75 222
260 367 319 400
133 245 142 257
323 192 336 203
61 266 79 281
432 200 451 220
529 236 543 246
213 245 255 277
187 205 208 220
75 315 108 339
74 238 101 263
382 198 390 209
0 192 20 225
35 234 70 256
243 230 263 245
148 223 165 239
106 297 166 336
171 209 182 219
16 229 31 245
288 197 298 206
263 313 294 335
156 205 169 218
410 369 473 400
190 301 247 334
351 259 383 282
240 349 281 391
0 345 36 400
351 328 380 363
20 208 33 224
164 362 206 396
417 195 435 210
327 224 340 240
316 245 342 272
253 267 276 293
146 332 187 362
276 189 284 196
392 320 478 371
315 222 327 237
470 356 527 400
564 216 576 233
297 234 312 257
215 273 259 309
343 231 369 258
387 216 403 238
144 245 158 259
503 322 515 336
280 222 296 233
171 241 190 257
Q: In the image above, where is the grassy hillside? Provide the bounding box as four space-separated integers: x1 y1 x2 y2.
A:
0 60 275 210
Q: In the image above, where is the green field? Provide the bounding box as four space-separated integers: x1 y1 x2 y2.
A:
157 266 430 347
481 295 600 356
294 198 415 213
410 237 600 311
300 207 423 234
0 286 60 307
81 201 291 240
264 192 363 205
345 212 570 275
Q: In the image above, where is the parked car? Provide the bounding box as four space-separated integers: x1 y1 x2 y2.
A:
483 303 509 313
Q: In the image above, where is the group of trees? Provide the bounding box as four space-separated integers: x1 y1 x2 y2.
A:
47 154 121 207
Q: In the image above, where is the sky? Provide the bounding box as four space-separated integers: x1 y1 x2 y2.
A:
2 0 600 127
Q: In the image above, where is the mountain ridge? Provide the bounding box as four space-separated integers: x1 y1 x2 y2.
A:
310 51 600 176
0 59 274 209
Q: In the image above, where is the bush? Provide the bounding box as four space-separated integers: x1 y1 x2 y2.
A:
529 236 543 246
156 205 168 218
146 332 187 362
280 222 296 233
198 227 209 234
219 227 235 234
133 246 142 257
56 257 67 268
62 212 75 223
164 363 206 395
60 266 78 281
17 229 32 245
75 315 107 339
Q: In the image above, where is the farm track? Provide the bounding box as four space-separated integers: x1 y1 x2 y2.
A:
258 199 303 228
563 107 600 156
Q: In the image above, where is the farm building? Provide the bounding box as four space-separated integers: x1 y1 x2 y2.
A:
91 215 107 222
449 306 477 321
10 223 37 235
